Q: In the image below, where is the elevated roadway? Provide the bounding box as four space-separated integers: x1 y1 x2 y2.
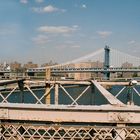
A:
27 67 140 73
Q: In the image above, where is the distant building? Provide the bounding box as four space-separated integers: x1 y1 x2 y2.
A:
74 62 92 80
10 61 22 71
23 61 38 69
91 61 103 68
122 62 133 68
91 61 104 78
66 61 105 80
121 62 133 78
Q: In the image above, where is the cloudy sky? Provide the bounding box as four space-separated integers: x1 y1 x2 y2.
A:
0 0 140 64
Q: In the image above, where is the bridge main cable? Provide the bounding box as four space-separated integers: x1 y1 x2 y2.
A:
28 48 104 71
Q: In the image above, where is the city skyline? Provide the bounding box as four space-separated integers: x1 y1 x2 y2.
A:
0 0 140 64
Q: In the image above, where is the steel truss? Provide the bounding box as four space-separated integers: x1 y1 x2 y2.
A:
1 122 140 140
1 80 140 106
1 80 140 139
0 81 91 105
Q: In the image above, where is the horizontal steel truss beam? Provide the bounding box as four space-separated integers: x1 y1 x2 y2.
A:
0 79 137 88
1 103 140 124
25 80 137 86
0 79 25 86
24 80 91 85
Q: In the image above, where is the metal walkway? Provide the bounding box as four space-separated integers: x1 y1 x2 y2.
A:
0 79 140 139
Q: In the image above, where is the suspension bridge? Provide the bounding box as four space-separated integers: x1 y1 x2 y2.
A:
1 46 140 139
27 46 140 79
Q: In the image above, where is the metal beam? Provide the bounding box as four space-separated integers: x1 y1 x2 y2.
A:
27 67 140 73
24 80 91 85
91 80 124 105
99 82 130 86
55 84 59 105
1 103 140 123
0 79 25 86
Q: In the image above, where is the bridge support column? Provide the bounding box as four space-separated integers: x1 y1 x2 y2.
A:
45 68 51 104
55 83 59 105
104 45 110 80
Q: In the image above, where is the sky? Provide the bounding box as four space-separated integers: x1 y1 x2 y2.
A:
0 0 140 65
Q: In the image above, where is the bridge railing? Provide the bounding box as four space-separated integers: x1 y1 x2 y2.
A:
1 122 140 140
0 79 94 105
1 79 140 140
0 79 140 106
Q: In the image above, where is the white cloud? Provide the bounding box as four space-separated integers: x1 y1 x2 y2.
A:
20 0 28 4
81 4 87 9
32 35 50 45
32 5 66 13
73 25 79 28
97 31 112 38
35 0 44 3
128 40 136 45
43 5 60 12
38 25 78 34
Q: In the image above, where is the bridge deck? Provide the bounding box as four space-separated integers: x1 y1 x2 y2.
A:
27 67 140 73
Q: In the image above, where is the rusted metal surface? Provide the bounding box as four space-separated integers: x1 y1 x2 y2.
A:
0 80 140 139
1 122 140 139
0 103 140 124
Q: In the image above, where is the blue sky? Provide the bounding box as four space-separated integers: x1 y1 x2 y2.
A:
0 0 140 64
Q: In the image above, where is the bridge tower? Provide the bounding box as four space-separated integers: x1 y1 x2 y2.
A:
104 45 110 79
